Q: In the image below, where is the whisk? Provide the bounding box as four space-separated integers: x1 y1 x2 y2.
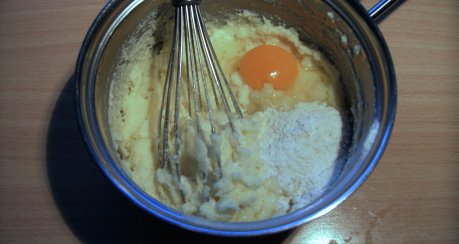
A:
157 0 243 195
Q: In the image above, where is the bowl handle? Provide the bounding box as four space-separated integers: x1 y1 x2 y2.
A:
368 0 405 22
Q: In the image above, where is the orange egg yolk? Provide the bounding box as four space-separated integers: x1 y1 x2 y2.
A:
239 45 298 91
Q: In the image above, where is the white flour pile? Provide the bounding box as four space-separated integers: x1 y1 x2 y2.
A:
256 103 342 209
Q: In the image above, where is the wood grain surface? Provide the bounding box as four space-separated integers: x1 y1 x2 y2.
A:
1 0 458 243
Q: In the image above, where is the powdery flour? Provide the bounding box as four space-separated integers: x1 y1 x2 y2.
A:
254 102 342 209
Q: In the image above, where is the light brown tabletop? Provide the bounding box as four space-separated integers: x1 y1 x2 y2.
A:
1 0 458 243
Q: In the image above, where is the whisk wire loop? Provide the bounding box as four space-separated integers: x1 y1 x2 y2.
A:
158 1 243 195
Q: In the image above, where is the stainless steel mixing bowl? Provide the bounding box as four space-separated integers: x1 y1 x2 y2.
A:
75 0 397 236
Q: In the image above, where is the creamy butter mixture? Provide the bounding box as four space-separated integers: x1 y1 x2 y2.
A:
108 11 342 222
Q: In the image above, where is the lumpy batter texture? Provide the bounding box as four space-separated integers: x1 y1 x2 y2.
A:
108 11 342 222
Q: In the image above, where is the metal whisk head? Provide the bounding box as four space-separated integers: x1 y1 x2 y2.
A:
158 0 243 196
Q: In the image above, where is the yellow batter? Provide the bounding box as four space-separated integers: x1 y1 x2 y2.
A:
108 11 342 222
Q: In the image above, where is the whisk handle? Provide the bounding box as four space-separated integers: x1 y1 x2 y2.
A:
172 0 201 7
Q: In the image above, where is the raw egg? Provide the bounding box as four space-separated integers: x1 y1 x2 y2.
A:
239 45 298 90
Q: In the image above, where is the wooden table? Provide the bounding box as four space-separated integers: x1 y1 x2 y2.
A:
1 0 458 243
